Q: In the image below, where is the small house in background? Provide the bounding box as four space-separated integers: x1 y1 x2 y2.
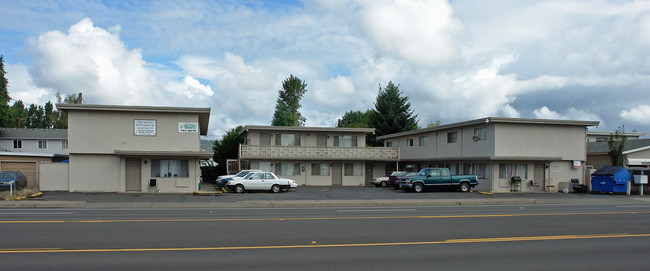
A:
590 166 631 193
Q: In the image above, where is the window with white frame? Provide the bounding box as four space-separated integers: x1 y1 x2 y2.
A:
344 163 362 176
275 134 301 146
385 141 392 147
311 163 330 176
38 140 47 149
407 138 414 146
13 140 22 149
61 140 68 150
334 135 357 147
473 127 487 141
499 163 528 179
275 162 301 176
447 132 458 143
419 136 428 146
151 159 189 178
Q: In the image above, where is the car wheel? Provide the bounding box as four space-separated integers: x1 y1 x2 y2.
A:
460 182 470 192
271 184 281 193
413 183 424 193
235 184 245 193
380 181 387 188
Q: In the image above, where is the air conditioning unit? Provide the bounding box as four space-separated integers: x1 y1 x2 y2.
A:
472 135 479 141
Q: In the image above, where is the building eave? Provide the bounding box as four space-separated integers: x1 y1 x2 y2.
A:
239 125 375 136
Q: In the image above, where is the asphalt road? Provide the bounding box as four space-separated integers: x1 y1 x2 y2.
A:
1 203 650 270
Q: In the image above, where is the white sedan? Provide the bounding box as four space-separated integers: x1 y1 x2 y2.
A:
225 172 298 193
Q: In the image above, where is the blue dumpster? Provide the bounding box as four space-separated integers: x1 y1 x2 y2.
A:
591 166 631 193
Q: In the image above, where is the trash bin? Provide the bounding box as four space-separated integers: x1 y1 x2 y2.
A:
591 166 631 193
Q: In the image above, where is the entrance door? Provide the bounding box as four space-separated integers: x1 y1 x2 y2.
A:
534 163 545 189
125 158 141 191
332 163 342 186
365 163 373 185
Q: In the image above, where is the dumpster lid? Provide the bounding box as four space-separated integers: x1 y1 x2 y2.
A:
591 166 625 176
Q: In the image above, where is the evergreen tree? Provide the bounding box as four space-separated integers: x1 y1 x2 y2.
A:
369 81 418 146
0 55 11 128
271 75 308 126
212 126 245 176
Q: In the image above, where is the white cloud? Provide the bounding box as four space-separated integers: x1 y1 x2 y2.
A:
620 105 650 125
356 0 464 67
532 106 601 123
5 63 51 105
25 18 212 107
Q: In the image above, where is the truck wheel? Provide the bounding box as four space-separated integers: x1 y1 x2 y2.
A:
271 184 281 193
460 182 470 192
235 184 245 193
380 181 387 188
413 183 424 193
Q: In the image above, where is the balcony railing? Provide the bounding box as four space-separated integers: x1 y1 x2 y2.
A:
240 145 399 161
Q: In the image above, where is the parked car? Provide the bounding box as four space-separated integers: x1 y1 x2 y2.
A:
225 172 297 193
401 168 478 193
392 172 417 190
0 171 27 190
216 169 263 187
371 171 407 188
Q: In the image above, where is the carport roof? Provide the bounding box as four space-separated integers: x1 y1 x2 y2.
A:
57 104 211 135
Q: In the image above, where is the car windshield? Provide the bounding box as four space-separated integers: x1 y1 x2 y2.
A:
235 171 251 177
416 169 430 177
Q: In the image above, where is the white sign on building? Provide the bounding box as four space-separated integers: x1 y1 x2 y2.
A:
134 120 157 136
179 122 199 133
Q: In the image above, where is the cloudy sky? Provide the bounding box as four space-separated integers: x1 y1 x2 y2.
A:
1 0 650 138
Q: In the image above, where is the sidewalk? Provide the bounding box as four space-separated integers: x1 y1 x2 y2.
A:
1 186 648 208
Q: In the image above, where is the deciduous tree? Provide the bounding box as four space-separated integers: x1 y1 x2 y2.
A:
607 126 626 166
212 126 245 176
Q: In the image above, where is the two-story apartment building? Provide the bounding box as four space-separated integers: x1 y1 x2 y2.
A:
238 126 399 186
378 117 599 192
55 104 212 193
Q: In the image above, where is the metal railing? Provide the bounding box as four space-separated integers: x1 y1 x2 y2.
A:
240 145 399 161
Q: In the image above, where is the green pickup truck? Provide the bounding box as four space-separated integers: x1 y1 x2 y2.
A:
401 168 478 193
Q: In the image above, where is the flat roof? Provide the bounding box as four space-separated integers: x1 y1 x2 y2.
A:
57 104 211 135
378 117 600 139
240 125 375 135
114 150 213 158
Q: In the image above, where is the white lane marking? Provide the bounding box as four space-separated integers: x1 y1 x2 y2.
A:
337 209 417 213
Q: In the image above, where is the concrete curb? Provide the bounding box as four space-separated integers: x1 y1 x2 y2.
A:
1 196 648 208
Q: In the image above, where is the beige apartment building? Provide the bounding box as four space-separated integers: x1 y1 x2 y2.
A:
238 126 399 186
378 117 599 192
55 104 212 193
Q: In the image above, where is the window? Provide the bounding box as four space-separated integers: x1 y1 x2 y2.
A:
447 132 458 143
407 139 414 146
259 133 271 145
275 162 301 176
386 141 392 147
316 134 328 146
151 159 189 178
61 140 68 150
38 140 47 149
275 134 300 146
344 163 362 176
473 127 487 141
470 163 489 179
311 163 330 176
499 163 528 179
260 162 272 172
334 135 357 147
419 136 428 146
13 140 22 149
